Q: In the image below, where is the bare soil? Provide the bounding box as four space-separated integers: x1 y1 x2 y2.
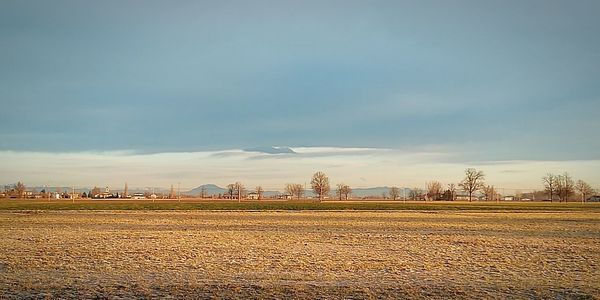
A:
0 210 598 299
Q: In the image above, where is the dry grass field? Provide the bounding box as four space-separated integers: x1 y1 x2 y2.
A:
0 209 599 299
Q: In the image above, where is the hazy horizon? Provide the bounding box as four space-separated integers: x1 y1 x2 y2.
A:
1 1 599 190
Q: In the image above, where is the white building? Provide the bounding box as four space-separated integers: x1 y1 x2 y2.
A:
131 193 146 200
247 192 260 200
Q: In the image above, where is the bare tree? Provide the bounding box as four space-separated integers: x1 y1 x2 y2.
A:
291 184 304 200
459 168 485 202
234 182 245 202
342 185 351 200
255 186 264 200
409 188 423 200
556 172 574 202
575 180 594 203
169 184 176 199
482 185 497 202
311 171 330 202
426 181 443 201
123 182 128 199
447 183 456 201
293 184 305 200
15 182 26 198
335 184 351 200
285 183 303 199
226 184 235 199
542 173 558 202
389 186 400 200
335 184 343 200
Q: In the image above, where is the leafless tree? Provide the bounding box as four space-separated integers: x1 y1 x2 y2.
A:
285 183 301 199
292 184 304 199
389 186 400 200
311 171 330 202
542 173 558 202
123 182 128 199
234 182 245 202
447 183 456 201
335 184 342 200
426 181 443 201
256 186 264 200
482 185 497 202
168 184 176 199
15 182 25 198
342 185 351 200
575 180 594 203
556 172 574 202
284 184 292 198
226 184 235 199
409 188 423 200
459 168 485 202
335 184 351 200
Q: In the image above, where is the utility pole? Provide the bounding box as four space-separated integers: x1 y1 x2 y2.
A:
495 185 499 203
178 182 181 203
72 186 75 203
304 182 307 200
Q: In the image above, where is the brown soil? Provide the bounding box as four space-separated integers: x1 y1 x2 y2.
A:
0 210 598 299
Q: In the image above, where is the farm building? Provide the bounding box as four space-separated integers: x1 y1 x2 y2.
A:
131 193 146 200
247 192 260 200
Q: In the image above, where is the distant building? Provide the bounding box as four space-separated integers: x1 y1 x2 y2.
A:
222 194 241 200
247 192 260 200
455 195 472 201
503 196 516 201
131 193 146 200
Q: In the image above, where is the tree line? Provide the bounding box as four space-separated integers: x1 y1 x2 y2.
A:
3 169 597 202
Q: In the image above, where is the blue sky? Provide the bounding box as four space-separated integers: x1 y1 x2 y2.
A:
1 1 599 188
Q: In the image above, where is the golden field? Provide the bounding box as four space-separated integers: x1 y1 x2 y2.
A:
0 210 598 299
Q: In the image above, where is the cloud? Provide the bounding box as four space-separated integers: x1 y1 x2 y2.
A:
2 147 599 192
1 1 599 160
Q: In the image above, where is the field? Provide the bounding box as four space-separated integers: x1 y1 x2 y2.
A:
0 203 599 299
1 199 600 211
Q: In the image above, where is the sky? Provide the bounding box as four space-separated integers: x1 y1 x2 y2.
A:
1 0 599 191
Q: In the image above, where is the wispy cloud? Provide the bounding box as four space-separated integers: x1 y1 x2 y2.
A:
2 148 598 191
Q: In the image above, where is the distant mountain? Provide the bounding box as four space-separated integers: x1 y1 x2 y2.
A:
244 146 296 154
185 184 413 198
350 187 411 198
187 184 228 196
186 184 283 196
